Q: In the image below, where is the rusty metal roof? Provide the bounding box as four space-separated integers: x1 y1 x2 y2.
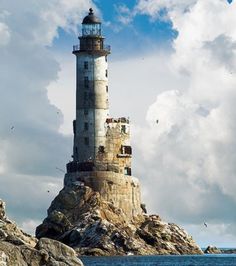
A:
82 8 101 24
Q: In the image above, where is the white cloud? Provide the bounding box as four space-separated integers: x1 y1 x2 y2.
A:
47 54 76 135
135 0 197 20
128 0 236 246
0 0 94 231
115 4 134 25
0 22 10 46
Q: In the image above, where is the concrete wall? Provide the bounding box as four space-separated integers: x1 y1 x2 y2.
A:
74 54 109 162
64 171 143 219
95 119 132 175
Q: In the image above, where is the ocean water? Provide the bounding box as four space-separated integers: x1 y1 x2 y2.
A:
81 255 236 266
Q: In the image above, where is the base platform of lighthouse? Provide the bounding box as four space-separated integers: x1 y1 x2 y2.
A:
64 171 143 220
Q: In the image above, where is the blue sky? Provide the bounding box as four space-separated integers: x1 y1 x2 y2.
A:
53 1 176 58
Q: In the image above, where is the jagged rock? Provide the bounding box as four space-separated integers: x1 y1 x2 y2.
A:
0 199 84 266
204 245 222 254
36 185 203 256
0 201 6 220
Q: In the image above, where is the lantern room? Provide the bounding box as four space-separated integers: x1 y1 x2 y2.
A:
82 8 101 37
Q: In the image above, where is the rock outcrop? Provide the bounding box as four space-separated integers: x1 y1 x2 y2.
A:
36 184 203 256
0 199 84 266
204 245 222 254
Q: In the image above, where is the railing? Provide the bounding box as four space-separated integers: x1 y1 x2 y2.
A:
104 45 111 52
73 44 111 53
73 45 80 52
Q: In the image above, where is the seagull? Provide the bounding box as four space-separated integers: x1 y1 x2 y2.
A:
204 222 208 228
10 126 14 130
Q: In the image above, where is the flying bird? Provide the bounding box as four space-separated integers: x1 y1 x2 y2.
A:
10 126 14 130
204 222 208 228
156 120 159 124
47 190 50 193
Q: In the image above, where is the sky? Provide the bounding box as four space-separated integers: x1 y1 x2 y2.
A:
0 0 236 248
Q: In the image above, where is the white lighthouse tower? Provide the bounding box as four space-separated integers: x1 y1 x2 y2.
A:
65 9 143 219
72 8 110 165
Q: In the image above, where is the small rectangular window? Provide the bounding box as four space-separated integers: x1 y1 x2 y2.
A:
121 125 126 133
99 146 105 153
84 137 89 145
84 109 88 115
124 167 132 176
121 145 132 155
84 92 88 101
105 70 108 77
106 86 108 93
105 56 107 62
84 61 88 69
84 122 88 131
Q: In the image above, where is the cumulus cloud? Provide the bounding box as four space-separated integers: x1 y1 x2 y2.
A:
128 0 236 245
115 4 134 25
0 0 93 232
135 0 198 20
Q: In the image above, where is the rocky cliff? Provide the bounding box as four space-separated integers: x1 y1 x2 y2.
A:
36 184 203 256
0 199 84 266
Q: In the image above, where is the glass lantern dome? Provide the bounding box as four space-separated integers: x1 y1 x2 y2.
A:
82 8 101 36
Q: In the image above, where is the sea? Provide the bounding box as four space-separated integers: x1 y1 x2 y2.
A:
81 254 236 266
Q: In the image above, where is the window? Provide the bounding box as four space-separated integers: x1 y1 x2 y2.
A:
106 86 108 93
121 145 132 155
124 167 132 176
84 137 89 145
84 76 89 88
84 122 88 131
84 61 88 69
84 109 88 115
121 125 126 133
98 146 105 153
105 70 108 77
105 56 108 62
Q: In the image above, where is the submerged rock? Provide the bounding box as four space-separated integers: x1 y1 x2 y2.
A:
0 199 84 266
36 185 203 256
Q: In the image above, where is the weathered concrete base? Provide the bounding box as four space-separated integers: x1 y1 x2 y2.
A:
64 171 143 219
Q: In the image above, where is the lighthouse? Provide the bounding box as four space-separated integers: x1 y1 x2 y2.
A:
65 9 143 219
72 8 110 164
